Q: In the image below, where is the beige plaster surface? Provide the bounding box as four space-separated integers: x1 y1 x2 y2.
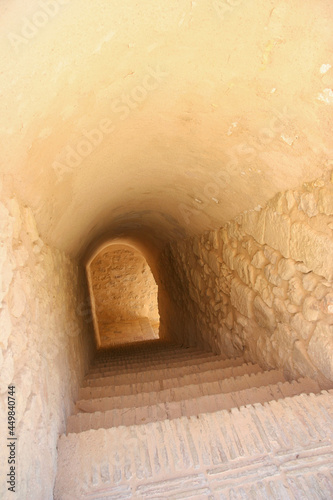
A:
0 0 332 260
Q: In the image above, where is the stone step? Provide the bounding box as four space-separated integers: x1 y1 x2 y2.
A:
92 345 203 364
80 370 285 413
92 349 206 368
93 342 204 357
55 390 333 499
92 340 182 360
70 377 319 432
79 362 264 400
84 358 247 388
88 350 220 375
84 356 244 386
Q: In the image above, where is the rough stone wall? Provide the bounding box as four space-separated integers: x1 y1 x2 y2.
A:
161 173 333 385
89 244 159 327
0 192 95 499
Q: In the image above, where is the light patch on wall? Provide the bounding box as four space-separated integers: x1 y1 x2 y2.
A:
317 88 333 104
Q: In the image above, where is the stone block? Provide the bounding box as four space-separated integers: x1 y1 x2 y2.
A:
267 192 285 214
209 230 219 250
308 323 333 381
295 261 311 273
226 220 244 241
251 250 267 269
217 265 233 295
273 297 290 323
298 192 318 217
271 324 298 365
290 312 315 340
263 246 281 265
317 185 333 215
222 244 236 271
254 274 273 307
321 292 333 315
230 278 254 319
264 264 282 286
302 272 320 292
219 227 229 245
303 296 321 322
287 302 298 314
287 277 306 306
264 208 290 257
292 340 318 378
242 207 266 244
193 238 201 258
313 283 330 300
225 310 233 329
207 250 220 276
272 286 285 299
253 295 276 332
277 258 295 281
285 190 296 210
241 238 260 258
234 254 256 287
290 222 333 280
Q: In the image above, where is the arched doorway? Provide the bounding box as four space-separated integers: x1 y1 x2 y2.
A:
87 243 160 347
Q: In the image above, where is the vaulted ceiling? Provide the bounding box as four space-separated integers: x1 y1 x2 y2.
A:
1 0 332 259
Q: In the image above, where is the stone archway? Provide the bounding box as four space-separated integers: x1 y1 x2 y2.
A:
87 243 160 347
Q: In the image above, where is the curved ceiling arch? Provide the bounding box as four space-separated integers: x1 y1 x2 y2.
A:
1 0 332 258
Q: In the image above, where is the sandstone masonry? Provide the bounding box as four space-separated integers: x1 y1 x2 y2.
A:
0 189 94 499
161 173 333 386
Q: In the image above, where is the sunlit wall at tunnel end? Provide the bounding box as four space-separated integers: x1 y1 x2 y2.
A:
85 239 161 348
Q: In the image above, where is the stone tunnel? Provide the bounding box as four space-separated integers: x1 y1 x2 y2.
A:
0 1 333 498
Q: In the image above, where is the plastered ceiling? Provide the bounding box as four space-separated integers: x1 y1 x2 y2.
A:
0 0 332 259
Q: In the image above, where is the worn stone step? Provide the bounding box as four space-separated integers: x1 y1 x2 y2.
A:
80 370 286 415
70 377 320 432
84 356 244 386
92 349 205 368
92 340 182 361
92 343 205 359
93 345 202 363
55 390 333 499
80 362 264 400
89 354 218 373
88 351 219 375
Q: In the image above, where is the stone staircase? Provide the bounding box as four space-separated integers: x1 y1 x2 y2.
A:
54 340 333 499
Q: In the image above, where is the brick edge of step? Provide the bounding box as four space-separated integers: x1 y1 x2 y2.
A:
67 377 322 434
76 368 286 413
83 356 246 387
79 362 264 400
